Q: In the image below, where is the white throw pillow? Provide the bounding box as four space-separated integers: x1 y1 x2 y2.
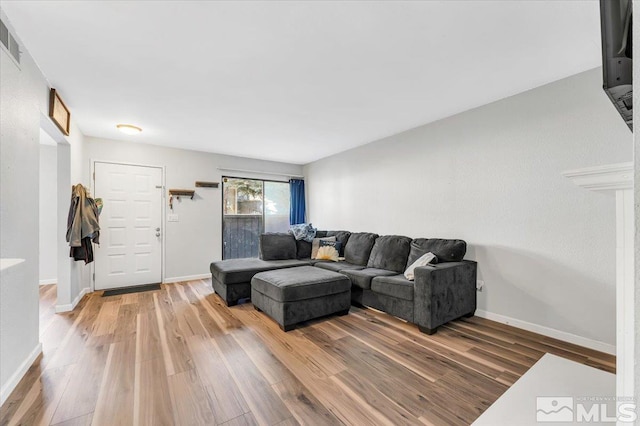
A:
404 252 437 281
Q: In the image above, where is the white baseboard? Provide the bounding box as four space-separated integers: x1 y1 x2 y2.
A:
39 278 57 286
163 274 210 284
55 287 90 313
0 342 42 406
475 309 616 355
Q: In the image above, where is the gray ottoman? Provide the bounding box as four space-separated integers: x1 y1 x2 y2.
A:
251 266 351 331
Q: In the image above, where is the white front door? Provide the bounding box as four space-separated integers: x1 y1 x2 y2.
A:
94 162 162 290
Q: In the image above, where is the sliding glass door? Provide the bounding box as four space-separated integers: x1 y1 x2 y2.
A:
264 181 290 233
222 177 290 259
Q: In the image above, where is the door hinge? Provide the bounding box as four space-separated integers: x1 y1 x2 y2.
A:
93 273 95 281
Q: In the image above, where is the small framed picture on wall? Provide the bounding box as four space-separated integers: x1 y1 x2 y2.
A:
49 88 70 135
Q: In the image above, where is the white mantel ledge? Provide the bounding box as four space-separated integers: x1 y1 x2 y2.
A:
562 162 633 192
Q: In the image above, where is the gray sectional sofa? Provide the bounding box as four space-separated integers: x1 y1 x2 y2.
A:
210 230 477 334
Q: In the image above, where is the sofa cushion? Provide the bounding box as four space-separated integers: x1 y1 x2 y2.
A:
210 258 310 285
251 266 350 302
296 240 312 259
314 261 365 273
325 231 351 256
371 274 415 301
366 235 412 273
344 232 379 266
407 238 467 265
259 233 297 260
341 268 398 290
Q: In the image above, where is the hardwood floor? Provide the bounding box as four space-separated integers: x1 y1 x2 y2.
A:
1 281 615 426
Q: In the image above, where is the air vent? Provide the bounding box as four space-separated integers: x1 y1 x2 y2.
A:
0 18 20 64
0 20 8 48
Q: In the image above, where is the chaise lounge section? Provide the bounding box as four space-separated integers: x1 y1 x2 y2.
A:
210 257 310 306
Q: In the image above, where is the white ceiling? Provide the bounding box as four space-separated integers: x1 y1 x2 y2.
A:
3 1 602 164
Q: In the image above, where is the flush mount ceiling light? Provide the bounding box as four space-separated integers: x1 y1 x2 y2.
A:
116 124 142 135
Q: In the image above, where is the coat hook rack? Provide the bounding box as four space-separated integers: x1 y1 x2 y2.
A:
168 189 195 210
168 189 195 199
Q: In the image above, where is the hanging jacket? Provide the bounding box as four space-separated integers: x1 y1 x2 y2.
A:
66 184 100 263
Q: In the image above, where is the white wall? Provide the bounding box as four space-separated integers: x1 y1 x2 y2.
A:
39 143 57 285
0 23 42 402
66 120 91 308
0 9 88 402
84 137 303 282
304 68 631 350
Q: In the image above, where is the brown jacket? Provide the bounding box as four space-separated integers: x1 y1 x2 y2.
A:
66 184 100 247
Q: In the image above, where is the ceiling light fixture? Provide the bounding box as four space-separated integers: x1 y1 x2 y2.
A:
116 124 142 135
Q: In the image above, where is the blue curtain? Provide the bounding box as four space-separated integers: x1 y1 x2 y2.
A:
289 179 306 225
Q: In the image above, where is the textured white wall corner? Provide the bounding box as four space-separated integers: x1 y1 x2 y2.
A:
305 68 631 348
55 286 90 313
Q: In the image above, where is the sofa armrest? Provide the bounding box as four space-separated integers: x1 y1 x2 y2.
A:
413 260 477 332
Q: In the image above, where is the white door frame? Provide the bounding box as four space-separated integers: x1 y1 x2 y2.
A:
90 159 166 291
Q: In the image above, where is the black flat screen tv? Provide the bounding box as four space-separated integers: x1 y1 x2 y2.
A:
601 0 632 131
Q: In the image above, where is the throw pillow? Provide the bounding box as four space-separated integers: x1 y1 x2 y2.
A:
404 252 437 281
311 236 336 259
289 223 317 242
319 239 342 254
316 245 339 262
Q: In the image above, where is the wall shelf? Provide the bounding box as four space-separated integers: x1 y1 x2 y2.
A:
168 189 195 199
195 181 219 188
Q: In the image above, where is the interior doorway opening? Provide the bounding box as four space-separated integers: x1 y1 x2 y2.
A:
37 125 60 331
39 129 58 287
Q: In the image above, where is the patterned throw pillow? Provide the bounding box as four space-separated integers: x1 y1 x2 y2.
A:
288 223 317 242
319 239 342 252
311 236 336 259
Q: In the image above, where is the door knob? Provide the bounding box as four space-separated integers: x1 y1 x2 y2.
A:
156 227 160 231
156 232 161 237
